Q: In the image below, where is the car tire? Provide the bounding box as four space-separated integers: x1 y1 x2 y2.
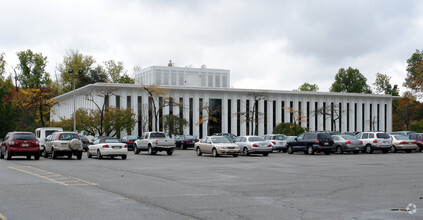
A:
263 153 269 156
324 151 331 155
212 148 219 157
134 145 140 154
43 150 49 158
287 145 293 154
365 145 373 154
405 149 412 153
391 145 397 153
27 155 31 160
52 149 57 159
110 156 115 159
67 154 72 159
233 154 238 157
382 149 389 154
148 145 153 155
122 155 127 160
97 150 103 159
353 151 359 154
0 149 4 159
167 150 173 155
282 150 287 153
34 154 40 160
87 151 92 158
243 147 250 156
196 147 202 156
336 146 343 154
307 146 314 155
5 148 11 160
77 152 82 160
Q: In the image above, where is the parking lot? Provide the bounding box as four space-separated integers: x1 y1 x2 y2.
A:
0 149 422 220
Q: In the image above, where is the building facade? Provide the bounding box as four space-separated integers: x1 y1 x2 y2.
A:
51 66 394 137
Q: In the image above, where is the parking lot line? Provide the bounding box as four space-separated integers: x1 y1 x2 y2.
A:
8 166 98 186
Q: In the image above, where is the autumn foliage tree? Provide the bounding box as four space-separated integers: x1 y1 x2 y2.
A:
19 88 59 127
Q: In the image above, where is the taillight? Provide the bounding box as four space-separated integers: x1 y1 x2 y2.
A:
412 142 417 144
252 144 258 147
187 139 191 142
174 140 176 144
128 141 133 143
399 142 409 145
9 141 15 145
271 141 276 145
268 144 272 147
102 145 109 148
373 139 378 143
196 139 199 142
124 145 128 148
155 140 158 145
345 141 353 145
314 140 319 144
360 141 363 145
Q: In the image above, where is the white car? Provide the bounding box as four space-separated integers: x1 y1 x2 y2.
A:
87 137 128 159
195 136 240 157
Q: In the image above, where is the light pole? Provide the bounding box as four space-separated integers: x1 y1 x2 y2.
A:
69 68 82 132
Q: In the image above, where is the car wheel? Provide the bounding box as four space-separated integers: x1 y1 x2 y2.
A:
405 149 412 153
97 150 103 159
87 151 92 158
148 145 153 155
324 151 331 155
233 154 238 157
67 154 72 159
336 146 343 154
77 152 82 160
212 148 219 157
122 155 127 160
43 150 49 158
0 149 4 159
243 147 250 156
167 150 173 155
110 156 115 159
34 154 40 160
134 145 140 154
390 145 397 153
282 150 287 153
263 153 269 157
307 146 314 155
52 149 57 159
353 151 359 154
196 147 202 156
287 145 293 154
382 149 389 154
27 155 31 160
365 145 373 154
5 148 11 160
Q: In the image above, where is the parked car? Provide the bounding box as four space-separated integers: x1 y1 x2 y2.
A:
263 134 288 152
35 127 63 154
195 136 240 157
212 133 237 142
407 133 423 152
80 135 90 151
87 136 128 159
390 131 416 136
286 136 297 141
331 135 363 154
120 135 140 151
44 131 84 159
175 135 198 149
134 132 176 155
389 135 418 153
234 136 273 156
0 132 41 160
355 132 391 154
286 132 334 155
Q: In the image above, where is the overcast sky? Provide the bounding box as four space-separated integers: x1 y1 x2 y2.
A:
1 0 422 93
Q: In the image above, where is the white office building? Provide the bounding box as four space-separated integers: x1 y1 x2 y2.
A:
51 64 394 138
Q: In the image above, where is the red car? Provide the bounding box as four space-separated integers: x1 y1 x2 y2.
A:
0 132 41 160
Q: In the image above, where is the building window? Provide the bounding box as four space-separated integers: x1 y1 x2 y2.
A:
179 73 184 86
159 97 163 132
189 98 193 135
362 103 365 131
384 104 387 132
201 74 206 87
246 100 250 135
273 100 276 128
315 102 318 131
347 103 350 132
156 71 162 84
208 74 213 87
222 74 228 87
169 97 173 115
282 101 285 123
171 71 177 85
354 103 358 132
105 95 109 108
199 98 203 138
331 102 334 131
163 71 169 85
323 102 326 131
237 99 241 136
307 102 310 130
369 104 373 131
179 98 183 119
377 104 380 131
228 99 231 134
116 95 120 108
290 101 293 123
339 103 342 132
138 96 142 137
127 96 131 109
298 101 302 127
215 73 221 87
264 100 268 134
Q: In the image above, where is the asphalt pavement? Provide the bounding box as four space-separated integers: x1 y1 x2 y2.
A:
0 149 422 220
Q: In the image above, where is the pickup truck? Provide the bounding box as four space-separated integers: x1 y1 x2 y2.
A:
133 132 176 155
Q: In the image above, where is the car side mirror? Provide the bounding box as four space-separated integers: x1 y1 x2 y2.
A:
207 141 212 144
294 138 298 141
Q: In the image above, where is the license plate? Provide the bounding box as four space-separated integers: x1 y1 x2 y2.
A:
61 143 67 147
22 143 28 147
355 147 359 150
192 141 195 143
229 150 235 153
383 141 387 144
325 142 329 145
113 146 120 149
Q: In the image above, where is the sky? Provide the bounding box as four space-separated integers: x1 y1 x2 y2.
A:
1 0 422 94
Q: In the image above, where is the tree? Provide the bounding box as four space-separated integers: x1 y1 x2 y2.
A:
142 84 177 131
59 50 96 93
104 60 126 83
282 107 307 135
234 92 267 135
88 65 109 83
19 88 59 127
313 103 345 131
404 49 423 94
273 122 305 136
330 67 372 93
163 114 188 137
373 73 399 95
16 49 51 89
298 83 319 92
0 87 18 137
392 91 419 131
0 52 6 80
196 102 221 136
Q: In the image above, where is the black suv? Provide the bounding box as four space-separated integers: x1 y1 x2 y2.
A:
286 132 334 155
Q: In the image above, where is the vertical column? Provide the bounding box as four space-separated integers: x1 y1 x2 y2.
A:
183 93 190 135
284 98 290 125
231 94 238 135
193 94 200 137
309 97 315 131
386 98 392 132
258 99 265 136
293 96 299 127
173 92 180 118
357 100 363 132
275 98 282 125
318 99 324 131
131 89 138 135
379 100 385 132
202 94 209 137
222 95 228 133
142 91 149 132
267 98 273 135
364 100 370 131
240 96 246 136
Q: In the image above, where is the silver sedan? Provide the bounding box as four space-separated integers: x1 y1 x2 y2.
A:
234 136 273 156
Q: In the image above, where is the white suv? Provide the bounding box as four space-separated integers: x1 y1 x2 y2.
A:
355 132 392 154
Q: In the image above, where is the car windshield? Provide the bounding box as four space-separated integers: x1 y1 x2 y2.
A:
127 136 138 139
13 133 36 140
248 137 265 142
59 133 79 140
341 135 358 141
377 133 390 139
185 135 195 139
150 133 165 138
102 138 120 143
394 135 409 140
272 135 286 140
211 137 231 143
45 130 60 136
